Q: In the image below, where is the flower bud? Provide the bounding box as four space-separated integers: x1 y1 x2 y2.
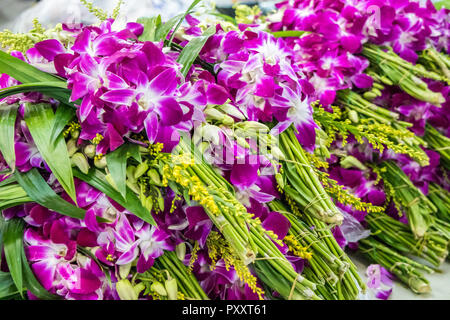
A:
275 173 284 189
83 144 96 159
235 136 250 149
380 76 393 86
240 121 269 132
204 108 226 121
67 139 78 157
222 115 234 126
119 263 132 279
134 161 149 179
151 282 167 296
165 279 178 300
116 279 139 300
372 82 384 90
348 110 359 123
218 104 245 120
363 91 377 100
147 168 162 185
71 153 90 174
133 282 146 297
340 155 367 171
176 242 186 261
71 130 80 140
126 166 137 182
270 145 285 161
94 156 107 169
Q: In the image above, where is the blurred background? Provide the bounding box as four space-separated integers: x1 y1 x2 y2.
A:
0 0 279 32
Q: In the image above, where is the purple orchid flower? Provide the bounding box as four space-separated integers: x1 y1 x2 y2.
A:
366 264 395 300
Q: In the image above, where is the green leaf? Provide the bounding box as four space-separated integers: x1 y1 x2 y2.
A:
434 0 450 9
177 25 216 77
270 30 308 38
0 51 71 104
106 143 141 199
3 218 24 297
0 103 19 170
73 168 156 226
24 103 77 203
155 13 184 42
137 15 162 42
50 103 76 144
15 169 85 219
0 271 21 299
0 182 33 211
168 0 202 46
0 82 73 106
0 218 58 300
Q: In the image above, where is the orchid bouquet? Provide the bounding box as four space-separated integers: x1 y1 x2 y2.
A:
0 0 448 301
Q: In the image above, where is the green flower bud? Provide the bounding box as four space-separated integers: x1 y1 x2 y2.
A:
147 168 162 185
363 91 377 100
275 173 284 189
176 242 186 261
222 115 234 126
340 155 368 171
371 88 382 96
67 139 78 157
218 103 245 120
133 282 146 297
199 141 210 154
204 108 226 121
71 129 80 140
71 153 90 174
94 156 107 169
116 279 139 300
380 76 393 86
165 279 178 300
235 136 250 149
372 82 384 90
119 263 132 279
134 161 149 179
83 144 96 159
348 110 359 123
126 166 137 183
151 282 167 296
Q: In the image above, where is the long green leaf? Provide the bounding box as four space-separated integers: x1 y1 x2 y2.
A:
0 271 21 299
73 168 155 226
0 82 72 106
0 103 19 170
168 0 202 46
137 15 162 42
24 103 76 203
50 103 76 144
0 50 71 104
106 144 141 199
155 13 184 42
270 30 308 38
178 25 216 77
0 182 33 211
3 218 24 297
15 169 85 219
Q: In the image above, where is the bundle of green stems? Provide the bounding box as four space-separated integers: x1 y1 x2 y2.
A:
278 127 343 224
270 200 364 300
159 138 321 300
379 161 436 237
153 251 209 300
428 182 450 223
423 124 450 170
365 212 449 267
359 237 433 294
362 44 446 105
